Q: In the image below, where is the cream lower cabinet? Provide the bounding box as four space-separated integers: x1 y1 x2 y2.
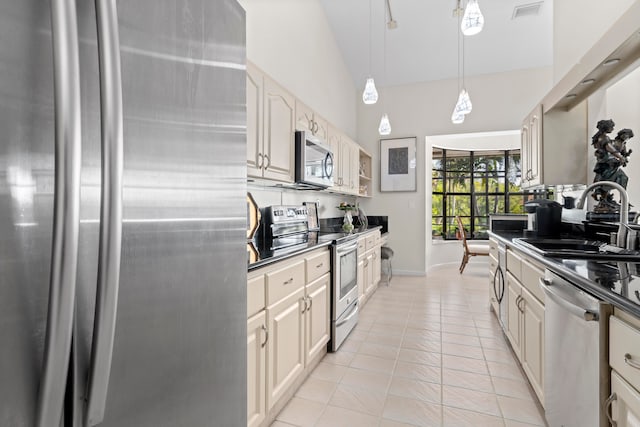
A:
504 251 545 405
247 311 267 427
609 314 640 426
266 287 305 409
611 371 640 427
520 287 544 402
506 271 522 353
304 273 330 363
248 248 330 426
356 231 382 307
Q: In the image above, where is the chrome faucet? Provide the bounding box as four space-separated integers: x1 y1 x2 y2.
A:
576 181 629 248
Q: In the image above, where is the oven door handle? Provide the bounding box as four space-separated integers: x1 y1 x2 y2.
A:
337 240 358 255
336 303 359 327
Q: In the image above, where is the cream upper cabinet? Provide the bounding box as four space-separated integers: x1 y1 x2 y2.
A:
520 101 587 189
521 104 542 188
348 139 360 195
263 75 295 183
246 62 295 183
327 125 342 191
246 62 264 178
295 100 328 141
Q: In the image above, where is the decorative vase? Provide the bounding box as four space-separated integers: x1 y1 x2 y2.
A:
342 210 354 233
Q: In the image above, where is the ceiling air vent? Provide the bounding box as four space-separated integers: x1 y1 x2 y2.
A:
512 2 543 19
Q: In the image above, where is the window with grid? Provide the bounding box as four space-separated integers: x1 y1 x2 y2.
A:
432 148 550 240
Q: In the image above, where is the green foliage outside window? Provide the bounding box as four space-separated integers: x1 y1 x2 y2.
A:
432 148 550 240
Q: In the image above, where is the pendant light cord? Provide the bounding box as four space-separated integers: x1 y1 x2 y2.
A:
457 0 462 93
368 0 372 77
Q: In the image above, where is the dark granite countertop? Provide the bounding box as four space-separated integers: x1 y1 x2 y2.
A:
248 226 383 271
489 230 640 317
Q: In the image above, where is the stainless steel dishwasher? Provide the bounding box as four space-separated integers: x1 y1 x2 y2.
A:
540 270 612 427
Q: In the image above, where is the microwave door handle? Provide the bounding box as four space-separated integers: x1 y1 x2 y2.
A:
36 0 83 425
85 0 124 425
325 152 334 179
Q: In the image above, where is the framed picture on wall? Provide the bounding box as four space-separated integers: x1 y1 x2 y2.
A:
380 136 417 192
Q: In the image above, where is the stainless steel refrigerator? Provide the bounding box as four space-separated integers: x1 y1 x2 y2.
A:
0 0 247 426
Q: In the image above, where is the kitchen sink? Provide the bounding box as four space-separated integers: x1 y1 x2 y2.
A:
514 237 640 260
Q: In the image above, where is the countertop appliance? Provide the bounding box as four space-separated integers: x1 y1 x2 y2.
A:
540 270 612 427
524 199 562 237
295 130 334 188
329 236 359 351
0 2 246 426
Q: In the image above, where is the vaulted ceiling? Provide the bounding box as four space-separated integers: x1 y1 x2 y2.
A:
319 0 553 89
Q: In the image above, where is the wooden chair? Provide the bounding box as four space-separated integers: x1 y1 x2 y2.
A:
455 216 490 274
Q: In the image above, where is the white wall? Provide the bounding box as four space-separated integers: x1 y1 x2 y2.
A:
356 67 554 275
603 66 640 208
553 0 638 83
238 0 357 137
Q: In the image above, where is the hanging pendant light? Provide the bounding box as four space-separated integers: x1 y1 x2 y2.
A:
454 89 472 115
379 113 391 135
461 0 484 36
363 0 378 105
363 78 379 104
452 0 473 124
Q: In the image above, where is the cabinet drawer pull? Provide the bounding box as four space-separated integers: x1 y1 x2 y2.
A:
257 153 264 169
316 262 323 268
604 392 617 427
283 277 293 285
260 325 268 348
624 353 640 370
264 154 270 169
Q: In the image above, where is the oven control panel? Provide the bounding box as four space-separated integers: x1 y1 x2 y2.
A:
267 205 308 224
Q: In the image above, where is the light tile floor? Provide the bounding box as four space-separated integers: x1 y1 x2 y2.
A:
271 263 547 427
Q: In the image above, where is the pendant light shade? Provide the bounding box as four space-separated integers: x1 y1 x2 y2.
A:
451 111 465 124
362 78 379 104
461 0 484 36
378 113 391 135
454 89 473 115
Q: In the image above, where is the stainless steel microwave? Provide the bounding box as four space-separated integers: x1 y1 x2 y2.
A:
295 130 334 188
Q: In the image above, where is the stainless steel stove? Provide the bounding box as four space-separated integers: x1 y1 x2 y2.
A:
261 205 309 250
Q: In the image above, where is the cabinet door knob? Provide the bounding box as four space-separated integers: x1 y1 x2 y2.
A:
260 325 268 348
263 154 271 169
257 153 264 169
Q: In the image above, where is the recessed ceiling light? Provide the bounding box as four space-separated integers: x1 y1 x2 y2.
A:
580 79 596 85
603 58 621 66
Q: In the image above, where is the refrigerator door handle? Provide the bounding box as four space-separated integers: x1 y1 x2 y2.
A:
36 0 83 426
85 0 124 425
